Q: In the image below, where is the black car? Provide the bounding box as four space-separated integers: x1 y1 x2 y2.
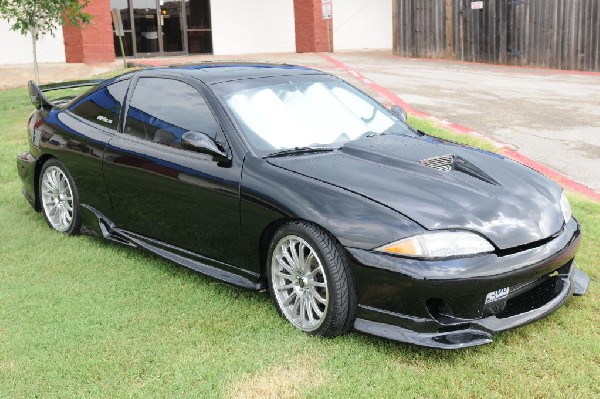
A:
17 64 589 349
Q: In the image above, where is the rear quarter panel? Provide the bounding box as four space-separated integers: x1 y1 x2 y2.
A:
35 109 114 221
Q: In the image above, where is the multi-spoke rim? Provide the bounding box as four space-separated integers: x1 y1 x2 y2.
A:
41 166 74 232
271 235 329 332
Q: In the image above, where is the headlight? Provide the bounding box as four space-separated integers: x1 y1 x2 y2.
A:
560 191 572 224
375 231 495 258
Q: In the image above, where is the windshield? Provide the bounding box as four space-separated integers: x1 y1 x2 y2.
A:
214 74 410 153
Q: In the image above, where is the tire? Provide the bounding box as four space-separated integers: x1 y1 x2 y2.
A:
39 158 81 235
267 221 357 337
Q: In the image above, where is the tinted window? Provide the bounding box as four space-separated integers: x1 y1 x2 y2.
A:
124 78 219 148
70 80 129 130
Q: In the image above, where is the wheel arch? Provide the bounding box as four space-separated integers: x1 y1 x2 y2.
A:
258 218 292 280
33 153 57 211
258 217 351 281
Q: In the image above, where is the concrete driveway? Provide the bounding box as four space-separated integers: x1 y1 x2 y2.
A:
323 51 600 193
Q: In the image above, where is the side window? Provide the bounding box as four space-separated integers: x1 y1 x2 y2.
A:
124 77 219 149
69 80 129 130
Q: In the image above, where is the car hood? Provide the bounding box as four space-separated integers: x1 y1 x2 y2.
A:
266 133 565 250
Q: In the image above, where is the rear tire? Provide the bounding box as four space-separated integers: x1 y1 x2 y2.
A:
267 221 357 337
39 159 81 235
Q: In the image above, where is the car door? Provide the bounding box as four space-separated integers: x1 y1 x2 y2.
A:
103 75 242 265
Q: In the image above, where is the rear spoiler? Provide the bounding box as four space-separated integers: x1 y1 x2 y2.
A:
28 79 105 110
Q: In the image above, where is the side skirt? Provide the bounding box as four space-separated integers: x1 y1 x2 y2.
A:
81 204 265 291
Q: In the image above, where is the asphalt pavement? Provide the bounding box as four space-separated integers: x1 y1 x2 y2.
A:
325 51 600 193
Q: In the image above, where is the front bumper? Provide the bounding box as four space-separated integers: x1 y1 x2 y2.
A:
347 218 589 349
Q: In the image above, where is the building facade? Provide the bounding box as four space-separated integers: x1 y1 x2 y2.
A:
0 0 392 65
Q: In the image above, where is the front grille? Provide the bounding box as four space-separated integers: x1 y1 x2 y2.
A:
496 275 564 318
427 262 573 321
482 276 547 316
420 154 454 172
509 277 541 295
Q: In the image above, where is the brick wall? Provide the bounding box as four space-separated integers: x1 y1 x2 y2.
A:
294 0 333 52
62 0 115 63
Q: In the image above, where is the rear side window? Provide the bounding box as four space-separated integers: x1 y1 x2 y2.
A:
69 80 129 130
123 77 219 148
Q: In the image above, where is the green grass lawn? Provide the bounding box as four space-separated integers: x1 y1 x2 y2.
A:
0 77 598 398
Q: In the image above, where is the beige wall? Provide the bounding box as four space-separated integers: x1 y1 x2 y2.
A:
0 20 67 64
211 0 296 55
333 0 393 50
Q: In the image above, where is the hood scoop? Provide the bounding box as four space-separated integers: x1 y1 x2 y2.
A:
421 154 499 185
420 154 454 172
269 133 565 249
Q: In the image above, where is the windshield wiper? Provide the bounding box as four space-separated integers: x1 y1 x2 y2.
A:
264 146 336 158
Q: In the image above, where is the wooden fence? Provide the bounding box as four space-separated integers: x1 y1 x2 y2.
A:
393 0 600 71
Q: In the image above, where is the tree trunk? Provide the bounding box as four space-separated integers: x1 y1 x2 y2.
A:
30 28 40 83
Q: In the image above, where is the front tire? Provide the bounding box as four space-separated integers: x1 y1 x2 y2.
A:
267 221 357 337
39 159 81 235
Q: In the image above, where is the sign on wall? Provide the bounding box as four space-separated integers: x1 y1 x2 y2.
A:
322 0 332 20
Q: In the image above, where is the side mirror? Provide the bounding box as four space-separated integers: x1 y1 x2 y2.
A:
181 131 229 162
390 105 408 123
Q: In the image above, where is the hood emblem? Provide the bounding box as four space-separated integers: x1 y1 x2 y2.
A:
420 154 454 172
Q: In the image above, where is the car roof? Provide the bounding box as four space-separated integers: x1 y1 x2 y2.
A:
134 63 326 85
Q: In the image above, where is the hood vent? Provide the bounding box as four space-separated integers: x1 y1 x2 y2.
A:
420 154 454 172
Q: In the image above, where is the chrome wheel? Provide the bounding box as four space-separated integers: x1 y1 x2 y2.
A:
41 165 74 232
271 235 329 332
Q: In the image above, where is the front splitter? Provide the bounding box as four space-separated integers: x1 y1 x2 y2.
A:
353 267 590 349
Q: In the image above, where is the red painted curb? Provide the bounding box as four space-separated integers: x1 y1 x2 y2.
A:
503 150 600 202
318 52 600 202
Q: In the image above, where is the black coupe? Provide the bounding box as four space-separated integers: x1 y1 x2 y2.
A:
17 64 589 349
